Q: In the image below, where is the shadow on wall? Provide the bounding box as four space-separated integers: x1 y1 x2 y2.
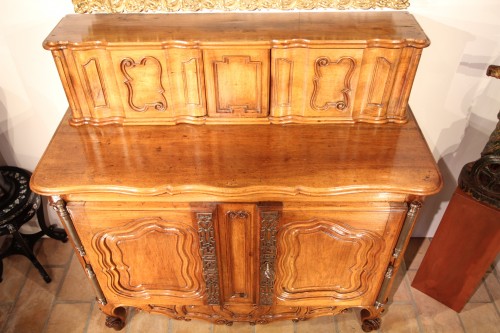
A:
414 104 499 236
0 88 17 166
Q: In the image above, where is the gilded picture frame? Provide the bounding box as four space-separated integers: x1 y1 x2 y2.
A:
72 0 410 13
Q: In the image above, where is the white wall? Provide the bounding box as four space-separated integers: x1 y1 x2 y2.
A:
1 1 499 236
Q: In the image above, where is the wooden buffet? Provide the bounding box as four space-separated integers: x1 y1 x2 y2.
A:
31 11 442 331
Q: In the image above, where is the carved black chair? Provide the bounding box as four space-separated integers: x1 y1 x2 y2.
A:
0 166 67 283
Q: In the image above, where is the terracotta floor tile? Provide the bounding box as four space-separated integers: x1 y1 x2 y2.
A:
0 255 31 303
381 304 419 333
459 302 500 333
484 271 500 311
468 280 491 303
170 317 212 333
2 267 64 333
404 237 431 271
391 263 412 303
127 309 169 333
35 238 73 266
45 302 92 333
296 315 335 333
407 271 464 333
254 320 294 333
213 321 254 333
335 310 371 333
86 302 115 333
57 254 94 302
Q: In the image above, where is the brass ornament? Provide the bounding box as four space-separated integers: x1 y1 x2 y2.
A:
72 0 410 13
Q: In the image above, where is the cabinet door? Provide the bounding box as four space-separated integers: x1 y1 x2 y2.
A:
275 203 407 306
67 202 208 306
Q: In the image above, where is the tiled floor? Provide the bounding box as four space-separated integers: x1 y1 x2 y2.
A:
0 238 499 333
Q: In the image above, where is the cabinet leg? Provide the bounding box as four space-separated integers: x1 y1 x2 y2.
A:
105 316 125 331
99 305 127 331
360 309 381 332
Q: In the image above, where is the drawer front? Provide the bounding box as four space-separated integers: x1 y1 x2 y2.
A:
203 49 270 119
275 203 407 306
67 203 208 306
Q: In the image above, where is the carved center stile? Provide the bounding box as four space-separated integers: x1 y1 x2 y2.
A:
196 212 221 305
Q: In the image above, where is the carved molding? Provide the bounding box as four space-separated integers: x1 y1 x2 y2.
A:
214 56 262 114
93 217 204 300
146 304 350 325
196 212 221 305
368 57 392 107
72 0 410 13
181 58 202 106
274 58 293 107
311 56 356 112
259 210 279 306
120 56 168 112
82 58 109 109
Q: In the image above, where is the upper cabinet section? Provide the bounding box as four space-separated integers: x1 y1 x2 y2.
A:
44 12 429 126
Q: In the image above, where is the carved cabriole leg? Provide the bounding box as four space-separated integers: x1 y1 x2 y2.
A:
104 305 127 331
49 196 127 329
360 308 382 332
359 201 423 332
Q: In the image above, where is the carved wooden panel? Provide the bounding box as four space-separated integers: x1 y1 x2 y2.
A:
82 58 108 109
204 50 269 118
110 51 171 117
72 49 124 121
120 56 168 112
270 48 362 122
311 56 356 112
274 58 294 107
354 48 402 121
52 50 82 118
165 48 206 117
273 204 408 306
92 217 205 302
217 204 258 304
276 219 383 302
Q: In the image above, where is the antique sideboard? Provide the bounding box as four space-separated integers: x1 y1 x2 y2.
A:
31 11 442 331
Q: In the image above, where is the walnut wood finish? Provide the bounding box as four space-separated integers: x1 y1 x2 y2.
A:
32 107 441 330
44 12 429 125
33 11 440 331
31 110 441 200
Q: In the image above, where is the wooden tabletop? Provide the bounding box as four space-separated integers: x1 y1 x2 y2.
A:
31 109 442 199
43 11 430 49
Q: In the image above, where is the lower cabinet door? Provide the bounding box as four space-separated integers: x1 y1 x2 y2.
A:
66 202 209 306
275 203 408 306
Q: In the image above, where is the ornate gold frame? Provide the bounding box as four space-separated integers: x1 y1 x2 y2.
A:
72 0 410 13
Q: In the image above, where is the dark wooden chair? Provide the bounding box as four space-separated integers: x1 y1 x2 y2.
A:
0 166 67 283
